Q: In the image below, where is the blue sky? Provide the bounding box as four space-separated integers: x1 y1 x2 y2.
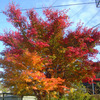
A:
0 0 100 62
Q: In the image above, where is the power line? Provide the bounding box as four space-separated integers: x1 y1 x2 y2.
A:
0 2 95 14
49 0 57 8
92 23 100 28
84 9 100 26
71 6 85 18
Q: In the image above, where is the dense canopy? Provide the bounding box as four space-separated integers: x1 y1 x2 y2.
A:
0 3 100 99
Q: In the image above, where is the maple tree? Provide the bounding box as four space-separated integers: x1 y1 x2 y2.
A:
0 3 100 99
82 61 100 84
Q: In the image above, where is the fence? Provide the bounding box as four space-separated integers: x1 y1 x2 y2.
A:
0 93 22 100
0 93 37 100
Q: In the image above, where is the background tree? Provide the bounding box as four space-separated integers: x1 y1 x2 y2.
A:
0 3 100 99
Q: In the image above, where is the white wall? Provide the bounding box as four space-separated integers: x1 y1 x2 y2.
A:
23 96 37 100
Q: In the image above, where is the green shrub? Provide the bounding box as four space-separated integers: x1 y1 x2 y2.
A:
67 90 90 100
90 94 100 100
51 83 98 100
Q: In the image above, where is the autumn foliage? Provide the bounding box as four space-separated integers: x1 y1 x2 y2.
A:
0 3 100 99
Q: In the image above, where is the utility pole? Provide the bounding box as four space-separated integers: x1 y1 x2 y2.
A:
92 79 95 95
95 0 100 7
